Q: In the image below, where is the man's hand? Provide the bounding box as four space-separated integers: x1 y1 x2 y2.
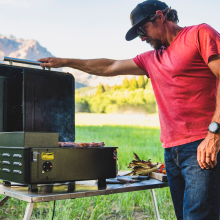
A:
37 57 65 69
197 133 220 169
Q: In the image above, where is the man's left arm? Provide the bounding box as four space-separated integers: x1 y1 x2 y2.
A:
197 55 220 169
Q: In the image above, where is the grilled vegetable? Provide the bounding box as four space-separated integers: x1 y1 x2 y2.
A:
133 152 141 161
128 161 151 169
125 152 164 176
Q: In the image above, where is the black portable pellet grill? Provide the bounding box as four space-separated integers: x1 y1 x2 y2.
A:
0 57 117 192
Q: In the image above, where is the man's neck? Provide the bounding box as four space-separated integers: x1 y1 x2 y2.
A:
163 22 183 47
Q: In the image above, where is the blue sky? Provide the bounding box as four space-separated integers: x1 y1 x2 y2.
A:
0 0 219 60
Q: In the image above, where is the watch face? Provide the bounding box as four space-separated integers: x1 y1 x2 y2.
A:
209 122 219 133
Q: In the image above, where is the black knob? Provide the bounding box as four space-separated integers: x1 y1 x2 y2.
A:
42 161 53 172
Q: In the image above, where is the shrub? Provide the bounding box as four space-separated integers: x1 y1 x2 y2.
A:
105 104 119 114
75 87 157 114
75 96 90 112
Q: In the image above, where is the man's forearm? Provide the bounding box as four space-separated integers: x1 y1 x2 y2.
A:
197 57 220 169
208 56 220 123
210 82 220 123
197 82 220 169
60 58 116 76
38 57 146 76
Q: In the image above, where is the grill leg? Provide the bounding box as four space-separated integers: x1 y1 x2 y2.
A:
98 178 106 190
150 189 163 220
28 184 38 192
67 181 75 192
23 202 34 220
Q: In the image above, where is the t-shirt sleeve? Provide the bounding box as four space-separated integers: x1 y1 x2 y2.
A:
133 51 153 78
197 23 220 64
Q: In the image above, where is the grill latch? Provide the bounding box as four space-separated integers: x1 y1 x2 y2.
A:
32 151 39 162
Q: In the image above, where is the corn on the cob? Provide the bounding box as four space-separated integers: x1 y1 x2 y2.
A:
125 152 163 176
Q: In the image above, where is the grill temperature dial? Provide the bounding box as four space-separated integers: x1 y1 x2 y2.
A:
42 161 53 172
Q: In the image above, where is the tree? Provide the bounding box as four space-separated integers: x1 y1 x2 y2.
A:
145 77 149 86
111 84 117 91
95 82 105 95
75 90 80 96
137 76 145 89
111 83 122 91
130 77 138 90
104 84 111 92
122 76 130 89
145 78 153 90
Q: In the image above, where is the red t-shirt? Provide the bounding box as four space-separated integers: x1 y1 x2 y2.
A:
133 24 220 148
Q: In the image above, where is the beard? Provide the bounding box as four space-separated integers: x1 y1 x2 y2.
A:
146 37 163 50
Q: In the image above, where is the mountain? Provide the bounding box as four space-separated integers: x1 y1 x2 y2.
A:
0 34 53 61
0 34 139 88
0 34 86 89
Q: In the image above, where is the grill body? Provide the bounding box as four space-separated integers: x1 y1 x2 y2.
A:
0 146 118 184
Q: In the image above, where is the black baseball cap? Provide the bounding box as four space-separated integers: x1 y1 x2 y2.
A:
125 0 168 41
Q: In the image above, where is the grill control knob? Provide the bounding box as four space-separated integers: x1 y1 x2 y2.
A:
42 161 52 172
2 153 10 158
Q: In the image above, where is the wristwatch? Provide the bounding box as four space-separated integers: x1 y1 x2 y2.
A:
208 122 220 134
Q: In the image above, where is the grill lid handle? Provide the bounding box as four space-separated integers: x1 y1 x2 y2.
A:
3 56 51 70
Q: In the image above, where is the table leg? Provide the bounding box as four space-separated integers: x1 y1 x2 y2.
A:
150 189 163 220
23 202 34 220
0 196 10 207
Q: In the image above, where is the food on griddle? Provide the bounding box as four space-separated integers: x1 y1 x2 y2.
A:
126 152 163 176
58 142 105 148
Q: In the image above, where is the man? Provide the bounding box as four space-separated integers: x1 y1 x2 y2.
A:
38 0 220 219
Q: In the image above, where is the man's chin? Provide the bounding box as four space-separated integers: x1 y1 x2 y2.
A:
147 40 163 50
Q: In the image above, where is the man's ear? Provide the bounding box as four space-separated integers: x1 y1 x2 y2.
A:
155 10 165 23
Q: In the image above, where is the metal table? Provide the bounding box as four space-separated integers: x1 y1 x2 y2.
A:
0 178 168 220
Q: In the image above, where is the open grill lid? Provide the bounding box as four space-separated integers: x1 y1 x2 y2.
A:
0 57 75 142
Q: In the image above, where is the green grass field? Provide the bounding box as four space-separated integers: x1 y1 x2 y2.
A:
0 115 176 219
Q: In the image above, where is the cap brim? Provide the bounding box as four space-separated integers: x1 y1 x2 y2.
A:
125 18 147 41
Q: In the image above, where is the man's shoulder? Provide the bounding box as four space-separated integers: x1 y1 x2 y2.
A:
188 23 220 41
186 23 216 34
177 24 218 42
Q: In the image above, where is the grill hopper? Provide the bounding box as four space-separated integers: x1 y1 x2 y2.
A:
0 63 75 142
